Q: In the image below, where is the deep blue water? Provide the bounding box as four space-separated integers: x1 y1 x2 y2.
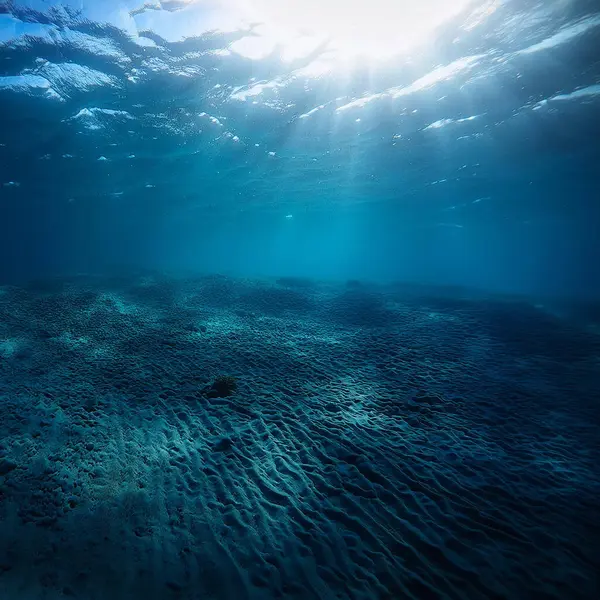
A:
0 1 599 599
1 0 599 295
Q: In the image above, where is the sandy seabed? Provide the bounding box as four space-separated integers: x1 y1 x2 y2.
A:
1 274 599 600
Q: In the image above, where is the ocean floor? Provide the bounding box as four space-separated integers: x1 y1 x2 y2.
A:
0 274 599 600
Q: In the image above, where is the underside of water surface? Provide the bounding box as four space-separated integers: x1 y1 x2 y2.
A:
0 1 599 599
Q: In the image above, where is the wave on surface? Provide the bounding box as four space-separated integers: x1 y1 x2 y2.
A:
1 0 599 217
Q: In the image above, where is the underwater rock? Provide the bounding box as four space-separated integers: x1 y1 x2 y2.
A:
204 375 238 398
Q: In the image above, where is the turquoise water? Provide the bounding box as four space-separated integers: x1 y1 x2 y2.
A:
1 0 599 295
0 2 599 599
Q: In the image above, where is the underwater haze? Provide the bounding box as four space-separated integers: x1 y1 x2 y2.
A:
0 0 599 293
1 1 600 599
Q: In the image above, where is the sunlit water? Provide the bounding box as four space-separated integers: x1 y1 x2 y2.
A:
1 2 600 599
1 0 599 294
